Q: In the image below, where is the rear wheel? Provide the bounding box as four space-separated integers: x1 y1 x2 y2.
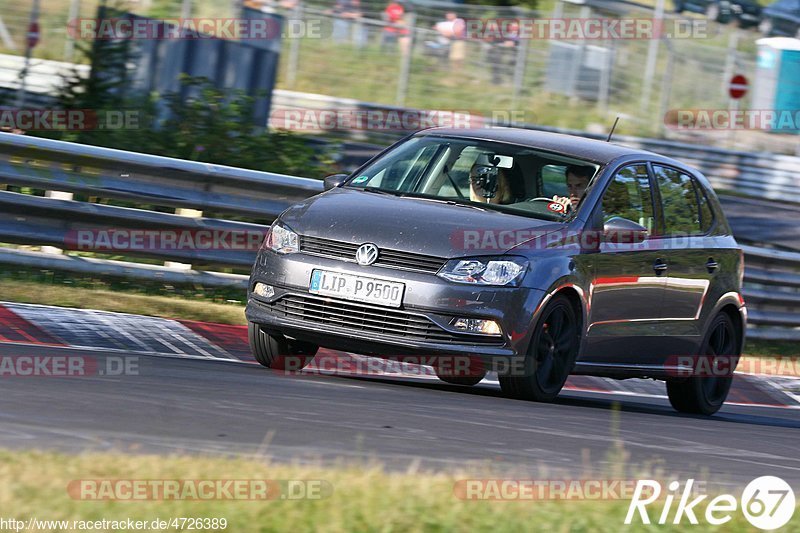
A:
499 295 579 402
666 313 740 415
248 322 318 370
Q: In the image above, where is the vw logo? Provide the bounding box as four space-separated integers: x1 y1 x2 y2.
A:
355 243 379 266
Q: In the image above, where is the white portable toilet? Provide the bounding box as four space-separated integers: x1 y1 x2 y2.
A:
752 37 800 134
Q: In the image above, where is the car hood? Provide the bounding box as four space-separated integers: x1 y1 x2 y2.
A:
279 187 565 258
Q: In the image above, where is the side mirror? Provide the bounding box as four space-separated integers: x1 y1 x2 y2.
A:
603 217 648 244
323 173 348 191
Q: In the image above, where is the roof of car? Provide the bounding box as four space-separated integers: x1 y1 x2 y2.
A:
418 127 657 164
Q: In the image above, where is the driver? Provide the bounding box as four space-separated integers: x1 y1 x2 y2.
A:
551 165 594 212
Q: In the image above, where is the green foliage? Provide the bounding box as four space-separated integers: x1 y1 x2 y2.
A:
32 5 332 178
463 0 539 11
146 0 185 19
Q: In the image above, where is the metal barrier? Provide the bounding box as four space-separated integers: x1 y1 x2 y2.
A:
1 133 799 340
270 89 800 203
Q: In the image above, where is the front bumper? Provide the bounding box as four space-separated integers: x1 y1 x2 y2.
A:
245 249 546 362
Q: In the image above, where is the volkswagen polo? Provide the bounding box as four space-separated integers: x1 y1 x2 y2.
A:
245 128 746 415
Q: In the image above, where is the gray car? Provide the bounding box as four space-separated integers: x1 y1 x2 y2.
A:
245 128 746 415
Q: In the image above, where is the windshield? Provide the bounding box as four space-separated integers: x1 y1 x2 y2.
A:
345 136 600 221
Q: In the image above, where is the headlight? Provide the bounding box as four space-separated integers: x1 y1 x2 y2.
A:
263 222 299 254
437 256 528 286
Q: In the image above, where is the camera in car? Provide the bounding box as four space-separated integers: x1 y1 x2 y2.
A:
470 165 499 198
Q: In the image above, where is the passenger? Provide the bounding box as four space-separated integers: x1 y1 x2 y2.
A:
469 164 513 205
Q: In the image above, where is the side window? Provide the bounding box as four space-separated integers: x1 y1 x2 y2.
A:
653 165 704 236
601 164 655 234
696 182 715 233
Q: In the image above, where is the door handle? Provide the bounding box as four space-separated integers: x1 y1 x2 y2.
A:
705 258 719 273
653 259 668 274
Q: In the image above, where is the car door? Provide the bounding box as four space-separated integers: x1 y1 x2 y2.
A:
650 165 717 355
583 163 669 365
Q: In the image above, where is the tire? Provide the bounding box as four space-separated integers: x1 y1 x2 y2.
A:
248 322 317 370
499 294 580 402
666 313 740 415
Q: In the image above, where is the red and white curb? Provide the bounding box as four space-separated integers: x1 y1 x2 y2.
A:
0 301 798 409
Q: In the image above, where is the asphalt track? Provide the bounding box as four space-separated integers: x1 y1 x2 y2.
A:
1 341 798 490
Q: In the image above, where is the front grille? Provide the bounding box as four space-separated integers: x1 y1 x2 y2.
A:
265 294 503 345
299 235 446 274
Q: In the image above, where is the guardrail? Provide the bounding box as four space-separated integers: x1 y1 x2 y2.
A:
271 89 800 202
1 132 799 340
2 52 798 197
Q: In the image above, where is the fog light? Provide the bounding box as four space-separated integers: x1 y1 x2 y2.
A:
253 282 274 298
452 318 502 336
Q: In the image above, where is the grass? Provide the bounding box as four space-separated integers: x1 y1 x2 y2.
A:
0 450 775 532
0 279 246 325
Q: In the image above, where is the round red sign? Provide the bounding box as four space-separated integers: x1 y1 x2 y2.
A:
728 74 748 100
27 21 40 49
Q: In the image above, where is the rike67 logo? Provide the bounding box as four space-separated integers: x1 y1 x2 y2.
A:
625 476 795 530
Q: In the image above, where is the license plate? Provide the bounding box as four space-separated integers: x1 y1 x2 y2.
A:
309 270 405 308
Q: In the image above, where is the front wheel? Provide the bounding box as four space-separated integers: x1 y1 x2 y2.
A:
499 294 580 402
248 322 318 370
666 313 740 415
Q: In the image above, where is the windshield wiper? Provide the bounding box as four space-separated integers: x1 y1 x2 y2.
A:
362 186 405 196
410 196 494 212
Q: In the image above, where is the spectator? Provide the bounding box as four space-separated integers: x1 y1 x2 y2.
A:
444 12 466 71
382 1 410 53
429 12 465 71
488 21 519 84
330 0 365 46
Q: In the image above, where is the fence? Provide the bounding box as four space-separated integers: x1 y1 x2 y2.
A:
0 132 799 340
0 0 774 144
